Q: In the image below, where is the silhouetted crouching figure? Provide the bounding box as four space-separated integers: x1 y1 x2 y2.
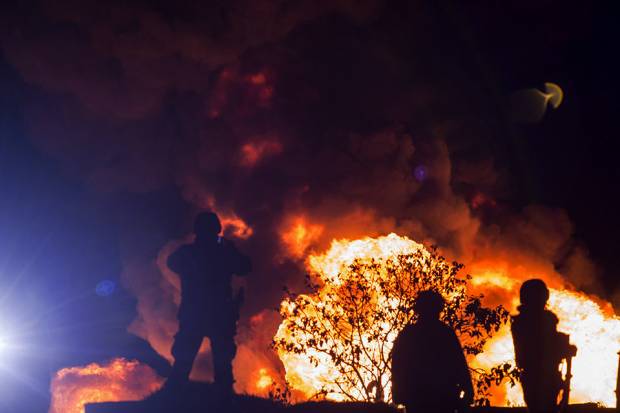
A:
511 279 576 413
166 212 251 394
391 290 473 413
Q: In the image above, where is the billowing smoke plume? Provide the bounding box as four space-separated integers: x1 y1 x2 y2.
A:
0 0 600 394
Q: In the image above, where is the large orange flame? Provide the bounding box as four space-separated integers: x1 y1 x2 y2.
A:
275 233 620 406
275 234 428 402
470 270 620 406
49 358 164 413
52 232 620 408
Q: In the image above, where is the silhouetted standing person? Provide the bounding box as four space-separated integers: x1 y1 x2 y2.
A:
511 279 576 413
166 212 251 394
391 290 473 413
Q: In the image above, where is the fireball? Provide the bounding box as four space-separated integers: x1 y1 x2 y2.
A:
276 233 620 406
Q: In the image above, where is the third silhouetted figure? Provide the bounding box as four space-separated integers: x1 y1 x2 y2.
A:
391 290 473 413
511 279 576 413
166 212 251 394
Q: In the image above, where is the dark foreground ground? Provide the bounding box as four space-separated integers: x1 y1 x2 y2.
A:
86 383 611 413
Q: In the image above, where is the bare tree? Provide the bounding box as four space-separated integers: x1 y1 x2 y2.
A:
274 247 517 405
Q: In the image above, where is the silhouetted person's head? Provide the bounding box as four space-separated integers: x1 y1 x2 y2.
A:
194 212 222 242
414 290 445 320
519 278 549 310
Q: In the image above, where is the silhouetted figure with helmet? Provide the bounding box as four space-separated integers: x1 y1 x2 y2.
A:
391 290 473 413
166 211 251 395
511 279 577 413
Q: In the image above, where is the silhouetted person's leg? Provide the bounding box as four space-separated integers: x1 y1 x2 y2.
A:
211 319 237 393
523 378 558 413
168 326 203 385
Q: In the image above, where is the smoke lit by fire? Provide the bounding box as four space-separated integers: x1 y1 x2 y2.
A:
49 358 164 413
280 216 325 259
219 212 254 239
239 138 283 168
3 3 614 410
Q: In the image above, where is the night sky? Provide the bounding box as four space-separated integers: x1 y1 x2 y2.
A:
1 1 619 412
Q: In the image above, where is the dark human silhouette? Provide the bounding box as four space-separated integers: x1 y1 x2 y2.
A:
165 212 251 394
391 290 473 413
511 279 577 413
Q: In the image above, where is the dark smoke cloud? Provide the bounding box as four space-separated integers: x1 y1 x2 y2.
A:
1 0 600 388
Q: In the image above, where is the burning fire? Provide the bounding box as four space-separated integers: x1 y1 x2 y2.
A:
256 368 275 390
49 358 164 413
275 233 620 406
280 216 324 259
52 234 620 409
471 271 620 406
275 234 428 402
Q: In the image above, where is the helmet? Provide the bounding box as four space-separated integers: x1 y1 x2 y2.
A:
519 278 549 308
414 290 445 319
193 211 222 237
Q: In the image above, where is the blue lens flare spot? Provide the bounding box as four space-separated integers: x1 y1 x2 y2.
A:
96 280 116 297
413 165 427 182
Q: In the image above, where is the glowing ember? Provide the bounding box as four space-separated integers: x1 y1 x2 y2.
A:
276 233 620 406
49 358 164 413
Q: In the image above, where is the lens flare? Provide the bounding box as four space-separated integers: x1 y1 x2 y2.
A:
544 82 564 109
510 82 563 123
95 280 116 297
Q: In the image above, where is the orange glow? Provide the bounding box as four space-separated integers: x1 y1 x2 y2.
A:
275 233 620 406
280 216 324 258
201 196 254 239
240 139 283 168
471 192 497 209
470 270 620 406
275 234 427 401
259 86 274 101
248 73 267 85
49 358 164 413
256 368 275 390
244 71 274 106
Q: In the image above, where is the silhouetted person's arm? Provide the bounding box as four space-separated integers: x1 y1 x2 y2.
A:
390 325 411 406
510 315 532 371
222 239 251 276
167 245 191 275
